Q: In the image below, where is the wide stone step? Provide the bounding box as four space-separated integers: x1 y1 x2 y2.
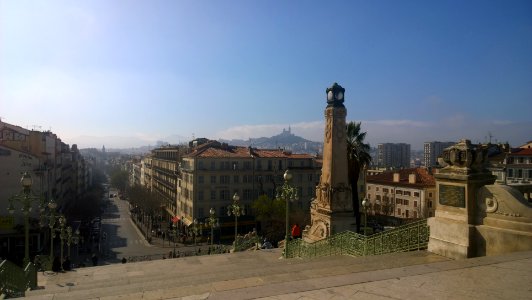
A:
25 250 448 299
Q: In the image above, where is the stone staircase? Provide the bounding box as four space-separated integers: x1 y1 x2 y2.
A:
23 249 532 300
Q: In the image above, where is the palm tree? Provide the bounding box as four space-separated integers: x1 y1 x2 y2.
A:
346 121 372 233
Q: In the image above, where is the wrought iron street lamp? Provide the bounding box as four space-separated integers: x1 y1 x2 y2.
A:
362 198 369 235
66 227 80 258
47 198 58 262
227 193 245 249
8 172 43 265
206 208 219 246
276 169 298 257
57 215 69 271
189 218 203 247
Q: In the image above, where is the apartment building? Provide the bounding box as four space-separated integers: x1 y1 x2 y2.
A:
177 141 321 226
423 141 454 168
365 168 436 219
377 143 411 169
489 142 532 202
0 119 91 260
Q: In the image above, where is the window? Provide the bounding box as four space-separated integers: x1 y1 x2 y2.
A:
219 206 225 216
308 174 313 182
367 194 371 200
308 187 314 196
220 175 230 184
198 208 204 218
517 169 523 178
396 190 403 195
243 189 253 200
429 201 433 208
404 191 411 196
220 189 230 200
368 186 371 190
210 161 215 170
198 161 204 169
383 188 389 193
414 201 417 207
397 208 401 215
210 176 216 184
376 195 381 200
210 191 216 201
376 187 379 191
405 210 409 218
404 200 409 206
429 192 433 198
396 198 402 204
414 192 420 197
508 169 514 177
198 176 204 184
244 162 251 170
414 211 417 218
233 175 239 184
528 170 532 179
198 191 204 201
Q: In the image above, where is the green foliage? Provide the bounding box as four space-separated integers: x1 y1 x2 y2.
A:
252 194 285 242
127 184 161 215
110 168 128 192
65 184 104 221
346 121 372 232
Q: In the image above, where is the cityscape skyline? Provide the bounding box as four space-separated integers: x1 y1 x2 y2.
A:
1 1 531 149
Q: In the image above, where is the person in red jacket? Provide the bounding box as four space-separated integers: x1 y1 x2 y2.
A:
291 223 301 240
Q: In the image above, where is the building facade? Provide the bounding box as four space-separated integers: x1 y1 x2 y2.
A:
365 168 436 219
177 141 321 227
423 141 455 168
377 143 411 169
0 119 91 261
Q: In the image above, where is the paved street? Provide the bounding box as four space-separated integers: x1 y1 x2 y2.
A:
98 191 168 264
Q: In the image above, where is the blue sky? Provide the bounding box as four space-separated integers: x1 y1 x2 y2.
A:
1 0 531 150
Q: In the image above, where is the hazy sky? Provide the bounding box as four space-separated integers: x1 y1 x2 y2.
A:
1 0 531 150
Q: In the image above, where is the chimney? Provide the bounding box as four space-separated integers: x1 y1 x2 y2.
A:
408 173 416 184
393 173 400 182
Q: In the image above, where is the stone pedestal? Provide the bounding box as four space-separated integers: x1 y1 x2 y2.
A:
304 83 354 242
428 140 496 259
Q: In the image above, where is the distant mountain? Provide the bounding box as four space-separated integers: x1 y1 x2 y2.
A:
220 127 323 155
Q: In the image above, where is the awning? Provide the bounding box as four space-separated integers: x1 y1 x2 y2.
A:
182 217 192 226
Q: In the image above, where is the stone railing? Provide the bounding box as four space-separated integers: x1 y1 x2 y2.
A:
0 260 37 298
286 219 429 259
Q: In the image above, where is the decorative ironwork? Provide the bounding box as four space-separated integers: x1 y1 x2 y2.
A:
0 260 37 298
286 219 429 259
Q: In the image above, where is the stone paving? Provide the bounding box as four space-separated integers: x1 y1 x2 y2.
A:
25 249 532 299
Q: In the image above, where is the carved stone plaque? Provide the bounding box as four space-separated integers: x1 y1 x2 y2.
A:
439 184 465 208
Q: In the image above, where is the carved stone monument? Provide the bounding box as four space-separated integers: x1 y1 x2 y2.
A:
428 139 532 259
303 83 354 242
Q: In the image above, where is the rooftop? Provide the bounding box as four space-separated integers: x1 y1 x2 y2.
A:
366 167 435 188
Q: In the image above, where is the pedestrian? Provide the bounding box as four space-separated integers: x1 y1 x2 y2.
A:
91 253 98 266
52 256 61 272
291 223 301 240
62 256 72 271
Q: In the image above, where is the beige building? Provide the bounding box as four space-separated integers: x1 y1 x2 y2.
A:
178 141 321 226
366 168 436 219
0 119 91 261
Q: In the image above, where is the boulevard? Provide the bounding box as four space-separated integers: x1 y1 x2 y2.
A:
96 189 215 265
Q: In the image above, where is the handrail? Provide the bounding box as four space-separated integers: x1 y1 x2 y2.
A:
286 219 429 259
0 260 37 298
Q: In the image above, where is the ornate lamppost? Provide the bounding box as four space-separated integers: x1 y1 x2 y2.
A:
361 198 369 235
227 193 245 249
66 228 80 258
8 172 43 265
206 208 219 246
47 198 58 262
275 169 298 258
56 215 69 271
189 218 203 247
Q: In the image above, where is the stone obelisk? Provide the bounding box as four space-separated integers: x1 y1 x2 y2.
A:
303 83 354 242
